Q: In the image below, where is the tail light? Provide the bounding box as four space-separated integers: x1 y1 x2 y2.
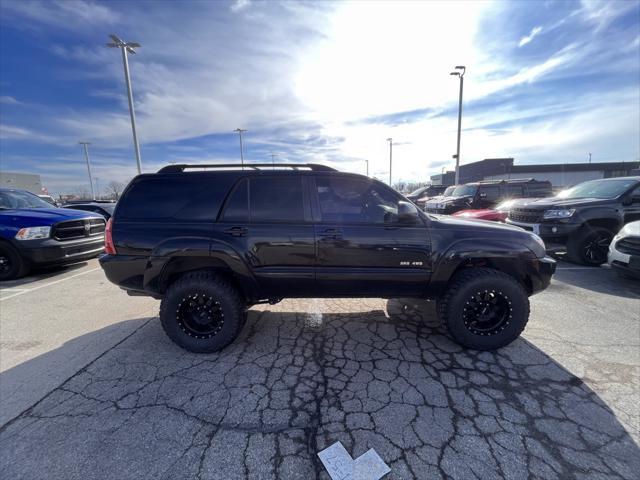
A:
104 218 116 255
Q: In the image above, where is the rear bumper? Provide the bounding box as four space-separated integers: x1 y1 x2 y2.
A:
99 254 149 293
17 236 104 266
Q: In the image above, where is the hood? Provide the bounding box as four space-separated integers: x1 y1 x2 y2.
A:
515 196 614 209
433 213 524 233
453 209 506 220
0 207 102 225
427 195 473 204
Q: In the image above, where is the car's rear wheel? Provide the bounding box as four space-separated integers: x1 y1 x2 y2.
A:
160 271 246 353
437 268 530 350
566 226 613 266
0 243 29 281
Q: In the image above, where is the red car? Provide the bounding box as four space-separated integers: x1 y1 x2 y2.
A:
452 198 536 223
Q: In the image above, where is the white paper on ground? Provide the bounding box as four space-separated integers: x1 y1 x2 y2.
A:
318 441 390 480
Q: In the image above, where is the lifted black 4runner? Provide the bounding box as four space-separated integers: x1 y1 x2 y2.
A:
100 164 556 353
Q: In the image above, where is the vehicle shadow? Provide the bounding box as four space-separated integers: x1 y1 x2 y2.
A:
0 261 91 288
553 263 640 299
0 299 638 480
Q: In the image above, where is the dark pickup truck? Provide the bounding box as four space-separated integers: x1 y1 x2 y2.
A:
100 164 556 353
507 177 640 265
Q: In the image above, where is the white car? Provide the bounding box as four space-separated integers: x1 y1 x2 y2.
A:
608 221 640 279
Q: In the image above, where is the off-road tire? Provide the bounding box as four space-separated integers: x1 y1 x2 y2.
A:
0 242 29 281
160 271 246 353
437 268 530 350
566 226 613 266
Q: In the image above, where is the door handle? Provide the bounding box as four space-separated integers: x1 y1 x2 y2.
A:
224 226 248 237
318 228 342 239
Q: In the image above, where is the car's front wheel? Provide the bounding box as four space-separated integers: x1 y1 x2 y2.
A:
566 226 613 266
160 271 246 353
0 242 29 281
437 268 530 350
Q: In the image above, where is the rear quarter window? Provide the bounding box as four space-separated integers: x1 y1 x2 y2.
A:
118 175 237 221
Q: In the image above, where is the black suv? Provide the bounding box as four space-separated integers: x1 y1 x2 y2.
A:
424 179 552 215
507 177 640 265
100 164 556 353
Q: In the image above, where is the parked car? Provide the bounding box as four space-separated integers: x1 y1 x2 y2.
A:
100 163 555 353
608 221 640 279
38 194 58 206
63 202 116 220
406 184 447 202
507 177 640 265
415 185 456 211
424 179 553 215
0 188 106 280
452 198 538 223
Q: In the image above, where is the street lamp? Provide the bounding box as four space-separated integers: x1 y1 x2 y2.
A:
450 65 465 185
95 177 100 200
79 141 95 200
107 34 142 175
234 128 247 166
386 138 393 186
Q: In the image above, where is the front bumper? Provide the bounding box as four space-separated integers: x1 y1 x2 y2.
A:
16 236 104 266
610 260 640 279
506 219 580 238
528 256 557 294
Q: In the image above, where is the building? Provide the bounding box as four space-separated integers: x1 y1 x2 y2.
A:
0 171 43 194
431 158 640 189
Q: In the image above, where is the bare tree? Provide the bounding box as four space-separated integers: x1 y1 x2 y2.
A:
105 181 125 200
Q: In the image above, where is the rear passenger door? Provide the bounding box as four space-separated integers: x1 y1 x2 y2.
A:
215 175 315 297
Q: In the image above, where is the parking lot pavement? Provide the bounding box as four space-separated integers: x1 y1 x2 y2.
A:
0 262 639 479
0 259 158 426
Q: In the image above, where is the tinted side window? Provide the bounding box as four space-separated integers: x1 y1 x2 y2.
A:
118 175 236 220
505 185 524 197
221 179 248 221
250 177 304 222
479 186 500 201
316 176 400 224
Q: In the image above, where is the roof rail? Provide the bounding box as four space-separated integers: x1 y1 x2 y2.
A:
477 178 537 184
157 163 337 173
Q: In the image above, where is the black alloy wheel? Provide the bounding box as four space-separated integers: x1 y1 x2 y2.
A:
462 289 512 336
176 293 225 339
582 231 613 265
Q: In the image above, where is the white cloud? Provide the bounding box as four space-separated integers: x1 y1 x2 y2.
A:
230 0 251 13
519 26 542 47
1 0 119 30
0 96 20 105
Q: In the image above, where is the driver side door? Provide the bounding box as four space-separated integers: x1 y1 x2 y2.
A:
311 175 432 296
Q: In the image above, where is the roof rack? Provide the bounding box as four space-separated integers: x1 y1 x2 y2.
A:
157 163 337 173
476 178 538 184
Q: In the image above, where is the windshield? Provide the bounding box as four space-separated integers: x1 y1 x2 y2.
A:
451 185 477 197
101 204 116 214
0 190 54 209
443 186 456 196
559 179 637 199
409 186 427 196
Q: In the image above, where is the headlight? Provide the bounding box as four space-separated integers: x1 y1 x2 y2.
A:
543 209 575 219
15 226 51 240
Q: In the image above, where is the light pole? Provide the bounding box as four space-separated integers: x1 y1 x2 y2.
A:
79 141 95 200
107 34 142 175
450 65 465 185
234 128 247 166
271 152 278 165
364 159 369 176
95 177 100 199
386 138 393 186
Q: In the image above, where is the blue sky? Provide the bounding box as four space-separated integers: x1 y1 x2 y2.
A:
0 0 638 194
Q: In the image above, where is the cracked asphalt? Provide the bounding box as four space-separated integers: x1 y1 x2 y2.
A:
0 260 639 479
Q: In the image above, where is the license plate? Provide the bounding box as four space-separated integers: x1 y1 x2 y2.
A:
629 256 640 269
533 224 540 234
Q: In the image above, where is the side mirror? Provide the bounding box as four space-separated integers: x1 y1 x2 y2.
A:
397 201 420 224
